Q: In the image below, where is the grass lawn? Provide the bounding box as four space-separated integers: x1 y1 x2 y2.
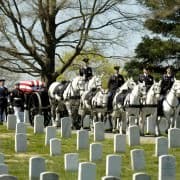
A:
0 124 180 180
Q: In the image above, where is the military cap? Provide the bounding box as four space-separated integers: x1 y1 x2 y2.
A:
114 66 120 70
82 58 89 63
0 78 5 82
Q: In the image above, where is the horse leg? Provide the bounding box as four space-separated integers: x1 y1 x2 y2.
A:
155 116 161 136
139 111 145 136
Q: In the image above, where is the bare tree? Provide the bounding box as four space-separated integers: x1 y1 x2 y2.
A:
0 0 140 86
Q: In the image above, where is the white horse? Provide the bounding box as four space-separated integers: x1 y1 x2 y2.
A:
79 75 104 128
140 81 161 136
48 76 85 128
155 80 180 136
123 82 147 133
111 78 136 133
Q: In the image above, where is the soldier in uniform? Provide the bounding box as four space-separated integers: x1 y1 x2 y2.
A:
0 78 8 123
160 66 175 95
158 66 175 115
107 66 125 111
9 82 25 122
138 66 154 92
79 58 93 82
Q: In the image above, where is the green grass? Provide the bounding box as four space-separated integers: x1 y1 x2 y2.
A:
0 125 180 180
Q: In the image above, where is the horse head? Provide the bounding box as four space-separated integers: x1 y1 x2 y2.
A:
87 75 102 90
116 77 136 93
171 80 180 97
63 75 85 100
92 88 109 108
137 82 147 103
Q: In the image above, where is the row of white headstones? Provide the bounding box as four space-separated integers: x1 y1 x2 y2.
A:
0 113 180 180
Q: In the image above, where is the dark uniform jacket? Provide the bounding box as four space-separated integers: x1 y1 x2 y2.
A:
79 67 93 81
108 74 125 92
9 88 24 109
0 86 8 106
160 74 174 95
139 74 154 91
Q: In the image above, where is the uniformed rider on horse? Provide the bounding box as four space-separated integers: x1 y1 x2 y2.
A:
157 66 175 115
107 66 125 112
138 66 154 92
79 58 93 83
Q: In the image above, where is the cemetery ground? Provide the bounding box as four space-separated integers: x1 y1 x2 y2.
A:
0 124 180 180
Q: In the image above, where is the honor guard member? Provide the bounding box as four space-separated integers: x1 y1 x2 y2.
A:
158 66 175 115
107 66 125 111
160 66 175 95
79 58 93 81
0 78 8 123
138 66 154 92
9 82 25 123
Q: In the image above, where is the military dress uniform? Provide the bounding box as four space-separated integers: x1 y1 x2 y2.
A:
79 66 93 81
138 74 154 92
107 72 125 111
9 85 25 122
160 74 175 95
157 74 175 116
0 82 8 123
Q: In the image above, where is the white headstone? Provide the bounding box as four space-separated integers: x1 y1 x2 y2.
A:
155 137 168 157
106 154 121 177
0 175 17 180
15 133 27 152
77 130 89 150
0 163 8 174
146 116 155 134
45 126 56 146
64 153 79 171
159 155 175 180
128 125 140 146
61 117 72 138
29 156 45 180
133 172 151 180
50 138 61 156
78 162 96 180
131 149 145 171
90 143 102 162
114 134 126 153
0 154 4 164
16 122 26 134
40 171 59 180
94 122 104 141
168 128 180 148
129 116 136 126
34 115 44 134
7 114 16 130
83 115 91 129
24 109 29 123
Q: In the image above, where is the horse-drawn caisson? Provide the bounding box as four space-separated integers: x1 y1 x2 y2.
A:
13 80 51 126
8 72 179 137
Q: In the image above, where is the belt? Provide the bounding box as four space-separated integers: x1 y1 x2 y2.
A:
14 98 22 101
